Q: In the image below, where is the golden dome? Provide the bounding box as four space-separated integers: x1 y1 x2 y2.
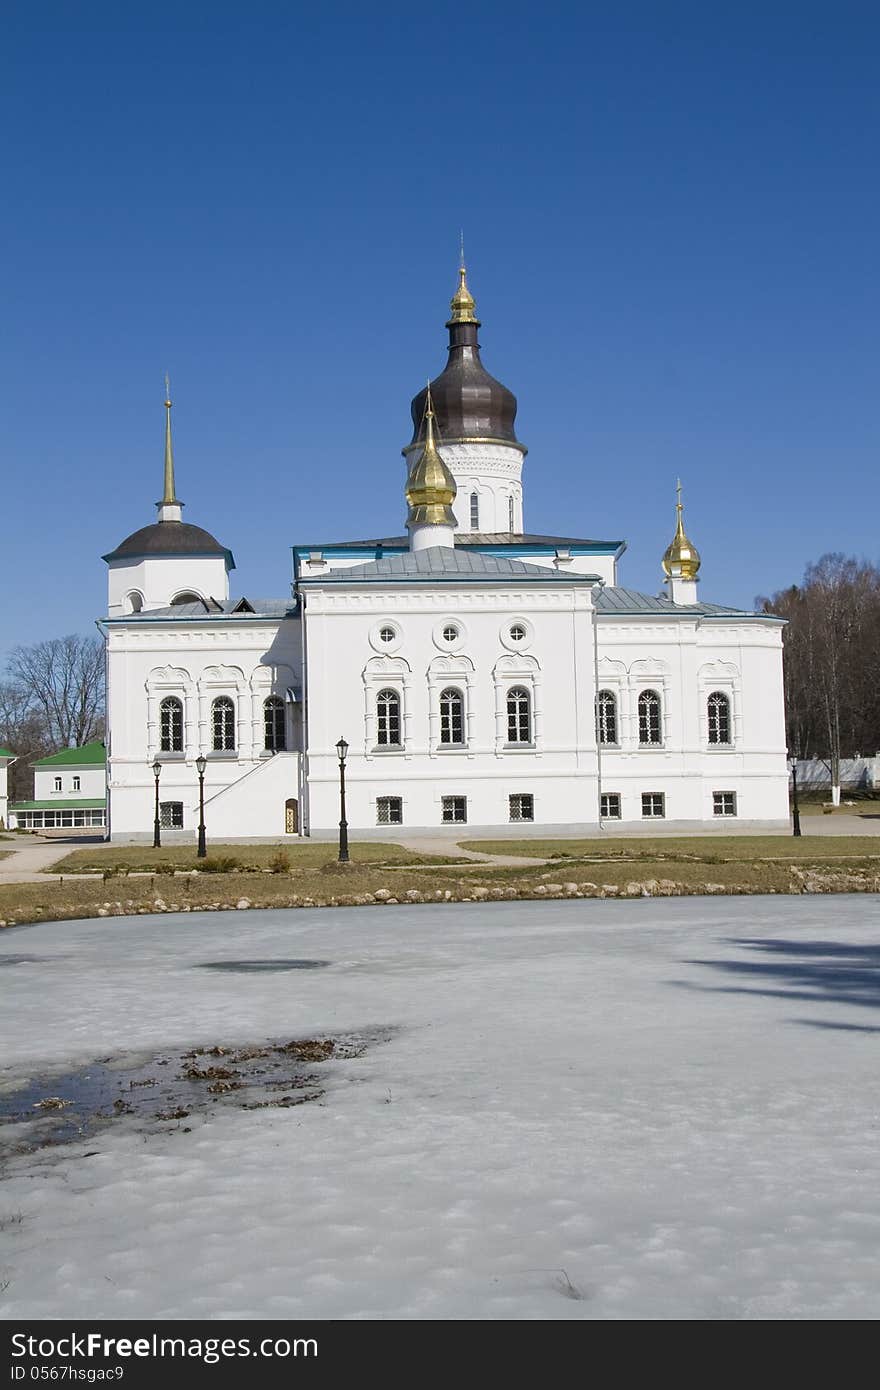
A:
447 264 478 326
406 388 457 527
662 480 701 580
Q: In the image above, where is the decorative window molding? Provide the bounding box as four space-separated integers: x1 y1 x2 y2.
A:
146 666 194 758
362 655 412 756
499 616 534 652
492 653 541 754
699 662 741 747
432 618 468 654
369 619 402 655
427 655 475 754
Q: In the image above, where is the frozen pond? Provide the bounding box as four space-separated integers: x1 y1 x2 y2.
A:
1 895 880 1320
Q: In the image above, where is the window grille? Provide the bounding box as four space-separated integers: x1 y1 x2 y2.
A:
638 690 662 745
441 796 467 823
600 792 621 819
264 696 286 752
708 691 732 745
506 686 532 744
641 792 665 818
159 696 184 753
509 793 534 822
211 696 236 752
596 689 617 745
376 796 403 825
159 801 184 829
439 688 464 746
713 791 737 817
376 689 402 747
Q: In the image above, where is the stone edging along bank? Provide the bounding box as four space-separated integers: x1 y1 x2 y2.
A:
2 865 879 928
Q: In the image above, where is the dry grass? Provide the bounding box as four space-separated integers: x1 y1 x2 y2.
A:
49 841 460 874
461 834 880 863
2 842 880 930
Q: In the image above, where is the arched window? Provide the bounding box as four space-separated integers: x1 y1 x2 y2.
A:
125 591 143 614
508 496 515 532
638 689 662 746
596 689 617 745
264 696 286 752
439 687 464 746
506 686 532 744
707 690 732 745
376 688 401 747
211 695 236 751
170 591 203 607
470 491 479 529
159 696 183 753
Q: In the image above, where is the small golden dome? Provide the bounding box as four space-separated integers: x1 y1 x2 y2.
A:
406 389 457 528
662 480 701 580
447 264 478 325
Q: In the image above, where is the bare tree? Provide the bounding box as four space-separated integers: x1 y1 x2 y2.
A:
760 554 880 803
8 635 105 753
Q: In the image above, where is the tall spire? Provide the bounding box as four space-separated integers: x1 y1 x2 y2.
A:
157 376 183 522
406 386 457 550
662 479 700 583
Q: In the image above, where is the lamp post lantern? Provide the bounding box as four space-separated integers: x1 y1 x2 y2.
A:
196 754 207 858
789 752 802 838
152 759 162 849
335 736 350 863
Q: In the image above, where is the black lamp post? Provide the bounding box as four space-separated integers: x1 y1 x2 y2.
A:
335 736 350 863
196 753 207 858
789 752 802 838
152 758 162 848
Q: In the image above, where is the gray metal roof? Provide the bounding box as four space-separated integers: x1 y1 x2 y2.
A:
111 597 296 621
298 547 600 584
294 532 624 551
595 587 774 619
103 521 234 567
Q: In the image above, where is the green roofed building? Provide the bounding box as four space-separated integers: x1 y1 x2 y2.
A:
9 741 106 833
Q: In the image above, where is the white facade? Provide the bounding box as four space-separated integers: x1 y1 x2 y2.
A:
0 753 13 828
100 271 790 840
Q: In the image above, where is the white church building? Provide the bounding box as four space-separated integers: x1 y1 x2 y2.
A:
100 266 789 840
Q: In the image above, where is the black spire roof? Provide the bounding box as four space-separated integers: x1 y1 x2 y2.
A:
408 268 521 450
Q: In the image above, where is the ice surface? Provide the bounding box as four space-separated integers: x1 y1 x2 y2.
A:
1 896 880 1320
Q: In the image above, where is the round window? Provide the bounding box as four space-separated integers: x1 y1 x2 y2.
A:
509 624 526 642
379 626 396 644
442 625 459 643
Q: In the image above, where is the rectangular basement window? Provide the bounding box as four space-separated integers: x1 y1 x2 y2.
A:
509 793 534 822
441 796 467 824
713 791 737 817
159 801 184 829
600 792 622 819
376 796 403 825
641 792 665 819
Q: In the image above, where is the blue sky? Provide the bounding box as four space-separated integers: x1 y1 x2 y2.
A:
2 2 878 656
